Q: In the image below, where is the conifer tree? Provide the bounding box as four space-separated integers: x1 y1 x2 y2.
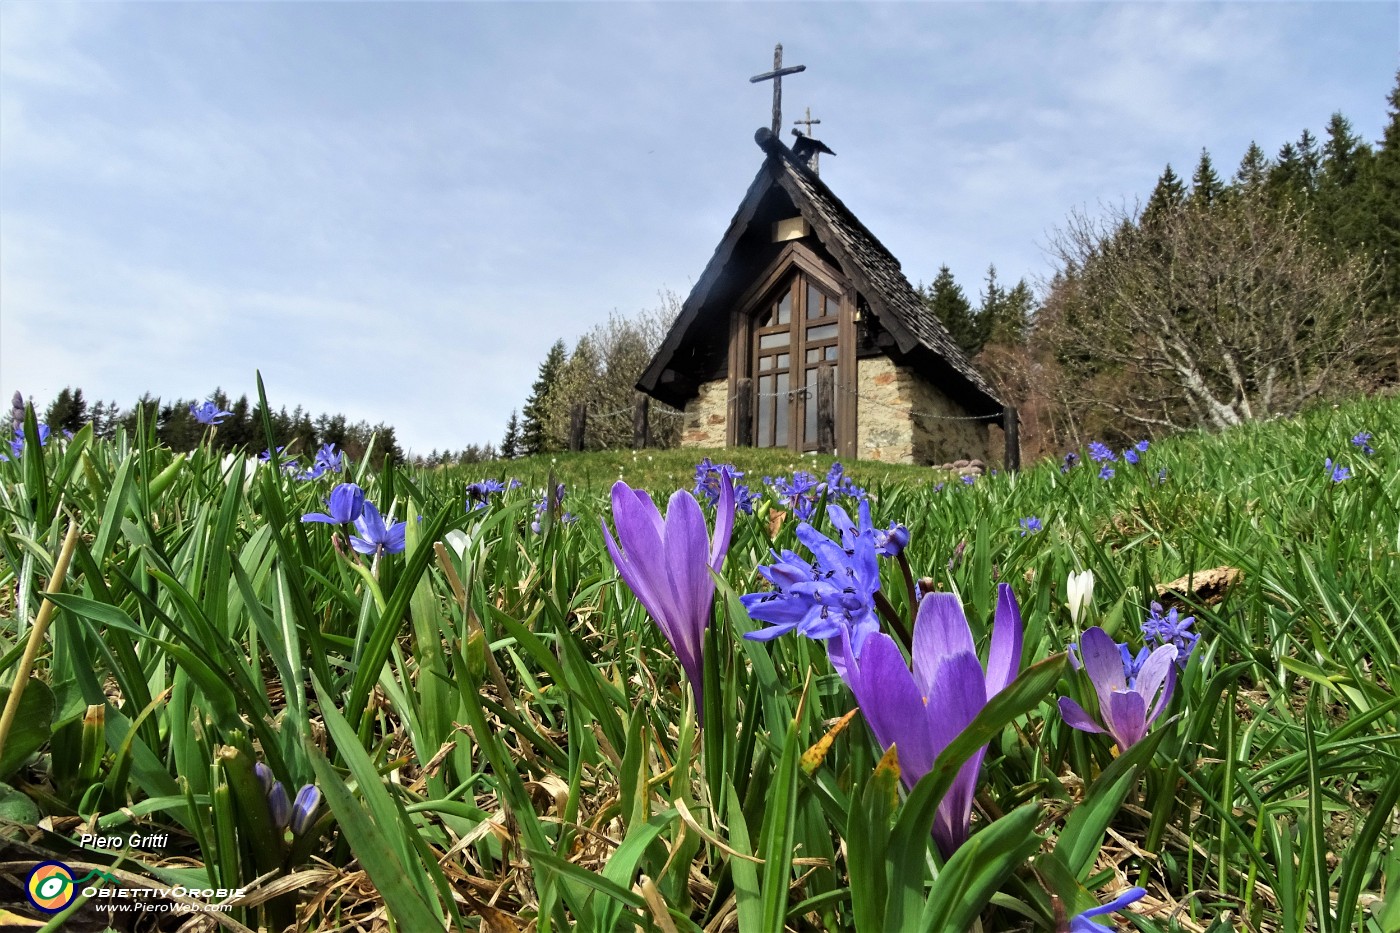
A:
1144 164 1187 223
1316 112 1376 256
500 410 522 459
44 386 87 433
1371 70 1400 365
1190 149 1224 207
920 265 980 355
991 279 1035 347
521 339 567 455
975 264 1005 352
1234 142 1271 191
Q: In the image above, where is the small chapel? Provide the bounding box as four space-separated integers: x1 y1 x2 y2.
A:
636 48 1012 466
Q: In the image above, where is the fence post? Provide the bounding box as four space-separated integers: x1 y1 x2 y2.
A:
569 403 588 452
816 365 836 453
734 378 753 446
1003 404 1020 472
633 392 650 449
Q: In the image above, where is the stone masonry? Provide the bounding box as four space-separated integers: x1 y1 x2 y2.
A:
681 379 728 447
677 362 991 464
855 357 992 465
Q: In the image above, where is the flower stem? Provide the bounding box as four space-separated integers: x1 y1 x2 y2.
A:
874 590 912 651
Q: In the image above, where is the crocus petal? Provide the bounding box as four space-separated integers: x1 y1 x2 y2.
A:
912 593 979 701
1135 644 1179 719
984 583 1024 698
1079 627 1127 713
841 632 936 788
660 488 710 687
1105 689 1148 750
1057 696 1108 734
709 470 735 575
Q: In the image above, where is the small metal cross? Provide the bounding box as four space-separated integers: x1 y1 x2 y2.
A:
750 43 806 137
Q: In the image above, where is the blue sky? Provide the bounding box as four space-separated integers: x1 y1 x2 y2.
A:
2 2 1395 456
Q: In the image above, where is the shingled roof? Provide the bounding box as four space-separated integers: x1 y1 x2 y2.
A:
638 127 1002 416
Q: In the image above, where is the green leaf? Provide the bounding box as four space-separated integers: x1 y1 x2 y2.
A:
0 782 40 823
918 803 1043 933
0 680 55 780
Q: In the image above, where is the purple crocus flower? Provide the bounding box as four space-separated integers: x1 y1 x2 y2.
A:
602 474 735 717
349 501 407 556
1069 886 1147 933
1324 458 1350 483
190 401 233 425
1058 626 1177 751
291 784 321 836
833 584 1024 858
302 482 365 525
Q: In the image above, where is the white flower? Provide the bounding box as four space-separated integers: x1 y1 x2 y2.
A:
1067 570 1095 626
445 529 472 559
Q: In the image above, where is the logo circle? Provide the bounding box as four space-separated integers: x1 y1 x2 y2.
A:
26 861 77 913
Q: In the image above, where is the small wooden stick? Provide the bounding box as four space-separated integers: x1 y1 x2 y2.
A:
0 520 81 759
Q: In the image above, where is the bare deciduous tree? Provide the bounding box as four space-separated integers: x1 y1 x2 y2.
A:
1041 191 1378 432
544 292 683 450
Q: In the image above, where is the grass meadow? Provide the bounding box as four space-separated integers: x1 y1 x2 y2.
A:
1 389 1397 933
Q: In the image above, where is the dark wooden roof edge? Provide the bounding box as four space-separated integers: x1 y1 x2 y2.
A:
753 128 1003 409
639 127 1003 415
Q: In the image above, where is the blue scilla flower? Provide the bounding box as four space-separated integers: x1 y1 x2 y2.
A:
190 401 232 426
302 483 365 525
1324 458 1350 483
694 459 756 514
314 443 345 474
1019 516 1042 536
1 424 52 461
466 479 506 511
1087 441 1116 463
770 471 822 521
1098 465 1115 480
742 505 882 656
1123 448 1140 465
1143 601 1198 662
350 502 407 556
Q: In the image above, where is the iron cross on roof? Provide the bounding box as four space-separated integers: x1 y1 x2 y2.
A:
750 43 806 136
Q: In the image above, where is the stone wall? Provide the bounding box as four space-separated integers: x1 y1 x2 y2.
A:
677 362 992 464
856 357 992 465
680 379 728 448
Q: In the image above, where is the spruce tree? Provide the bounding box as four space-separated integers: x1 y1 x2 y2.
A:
521 339 567 455
1372 70 1400 361
920 265 979 355
1234 142 1271 191
991 279 1035 347
1190 149 1224 207
44 387 88 433
500 410 522 459
1316 112 1376 255
975 264 1005 352
1144 164 1187 223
